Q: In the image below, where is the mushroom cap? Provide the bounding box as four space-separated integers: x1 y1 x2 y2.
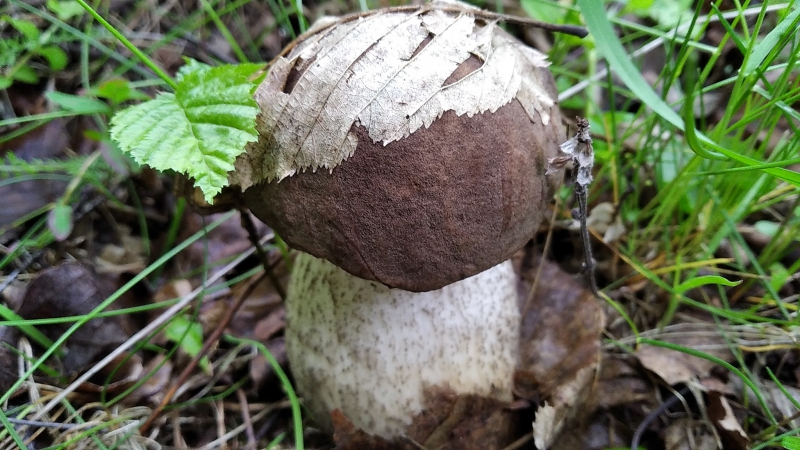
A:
239 3 563 291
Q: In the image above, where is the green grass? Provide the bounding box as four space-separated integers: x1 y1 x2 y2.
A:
555 0 800 446
2 0 307 444
1 0 799 447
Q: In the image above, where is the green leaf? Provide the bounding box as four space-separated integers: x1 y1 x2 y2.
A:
769 263 790 293
674 275 741 294
176 57 212 82
110 63 263 203
46 91 111 114
3 16 40 42
12 65 39 84
92 78 149 104
164 315 209 373
36 45 68 71
783 436 800 450
47 203 73 241
0 76 12 90
46 0 85 21
744 7 800 76
521 0 563 24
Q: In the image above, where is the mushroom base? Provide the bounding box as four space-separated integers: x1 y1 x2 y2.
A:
286 252 520 438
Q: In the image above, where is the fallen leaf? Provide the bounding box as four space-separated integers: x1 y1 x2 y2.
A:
586 201 626 243
169 211 264 281
73 353 143 395
95 225 147 274
0 326 19 394
16 262 132 373
636 323 735 386
124 355 173 407
707 391 748 450
412 387 516 450
332 386 516 450
332 409 398 450
514 251 605 447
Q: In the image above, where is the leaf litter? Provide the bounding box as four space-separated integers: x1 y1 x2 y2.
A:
1 0 799 449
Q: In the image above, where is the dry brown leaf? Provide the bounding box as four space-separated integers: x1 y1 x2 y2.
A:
515 256 604 400
228 264 287 336
331 386 516 450
513 253 605 447
592 355 656 409
232 0 554 188
73 353 143 395
16 262 132 373
635 328 735 386
586 201 626 243
124 355 173 407
734 376 800 430
332 409 400 450
95 225 147 274
707 392 748 450
0 326 19 394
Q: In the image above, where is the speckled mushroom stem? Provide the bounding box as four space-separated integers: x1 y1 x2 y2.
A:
285 252 520 438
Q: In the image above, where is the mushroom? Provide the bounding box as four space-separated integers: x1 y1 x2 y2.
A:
234 0 564 440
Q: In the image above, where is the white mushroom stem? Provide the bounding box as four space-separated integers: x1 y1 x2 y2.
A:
285 252 520 438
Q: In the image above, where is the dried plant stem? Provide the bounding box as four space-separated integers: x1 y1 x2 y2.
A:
547 117 601 298
523 177 563 317
240 210 286 301
237 389 257 450
631 385 691 450
575 182 600 298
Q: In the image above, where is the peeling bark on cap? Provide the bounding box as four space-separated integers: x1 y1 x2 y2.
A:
240 1 563 291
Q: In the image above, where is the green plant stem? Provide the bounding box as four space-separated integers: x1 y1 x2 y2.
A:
225 335 304 449
74 0 177 90
199 0 248 63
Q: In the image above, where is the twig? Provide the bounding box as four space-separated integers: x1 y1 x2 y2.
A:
3 417 79 430
523 170 564 317
237 389 257 450
239 210 286 301
275 3 588 63
547 117 600 298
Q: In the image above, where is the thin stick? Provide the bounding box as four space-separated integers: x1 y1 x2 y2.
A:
275 3 588 62
237 389 257 450
240 210 286 301
631 385 691 450
547 117 600 298
523 177 563 317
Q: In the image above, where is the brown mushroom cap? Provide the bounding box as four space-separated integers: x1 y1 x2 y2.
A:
239 5 564 291
245 76 561 291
